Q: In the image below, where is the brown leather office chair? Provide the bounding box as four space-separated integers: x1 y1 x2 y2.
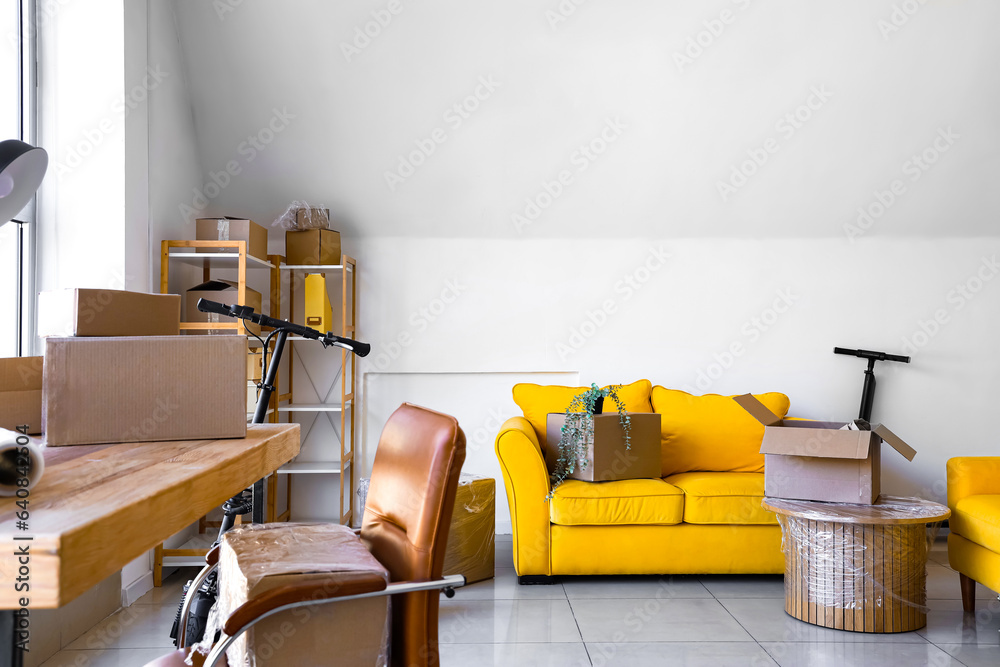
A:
147 402 467 667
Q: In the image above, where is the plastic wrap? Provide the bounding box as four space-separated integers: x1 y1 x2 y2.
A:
190 523 389 667
357 476 371 513
0 430 44 496
442 474 496 584
272 201 330 231
768 496 949 632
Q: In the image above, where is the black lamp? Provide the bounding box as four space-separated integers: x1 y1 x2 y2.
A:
0 139 48 226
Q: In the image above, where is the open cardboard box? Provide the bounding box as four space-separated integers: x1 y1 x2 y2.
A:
734 394 916 505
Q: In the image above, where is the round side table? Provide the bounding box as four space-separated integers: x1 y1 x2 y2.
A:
762 495 950 633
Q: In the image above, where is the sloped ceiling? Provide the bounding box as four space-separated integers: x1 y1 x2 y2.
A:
166 0 1000 238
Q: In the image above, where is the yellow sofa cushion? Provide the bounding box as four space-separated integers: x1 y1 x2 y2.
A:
513 379 653 447
665 472 777 525
651 387 790 477
549 478 684 526
951 495 1000 553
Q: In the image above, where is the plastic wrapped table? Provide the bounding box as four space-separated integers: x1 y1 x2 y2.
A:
762 495 950 633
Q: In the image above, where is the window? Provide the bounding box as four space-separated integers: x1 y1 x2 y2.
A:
0 0 32 357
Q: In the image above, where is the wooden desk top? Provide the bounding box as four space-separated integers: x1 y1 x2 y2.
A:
0 423 299 608
762 495 950 525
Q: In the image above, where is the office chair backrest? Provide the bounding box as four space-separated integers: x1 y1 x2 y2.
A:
361 403 466 667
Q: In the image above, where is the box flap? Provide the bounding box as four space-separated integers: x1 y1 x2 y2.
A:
188 279 237 292
873 424 917 461
733 394 782 426
759 428 873 459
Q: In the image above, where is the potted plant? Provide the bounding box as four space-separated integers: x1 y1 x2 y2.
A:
548 384 631 498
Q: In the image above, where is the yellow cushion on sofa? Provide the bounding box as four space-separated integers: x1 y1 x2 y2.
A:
513 379 653 447
665 472 777 525
651 387 790 477
549 478 684 526
951 495 1000 553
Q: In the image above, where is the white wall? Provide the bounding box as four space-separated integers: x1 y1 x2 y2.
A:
155 1 1000 531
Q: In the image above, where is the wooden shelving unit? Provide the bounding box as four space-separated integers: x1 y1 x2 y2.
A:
153 239 284 584
274 255 358 526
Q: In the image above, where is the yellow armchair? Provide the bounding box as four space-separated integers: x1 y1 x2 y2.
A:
495 417 552 581
946 457 1000 612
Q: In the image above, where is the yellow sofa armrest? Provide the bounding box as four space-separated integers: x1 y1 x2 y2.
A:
495 416 551 576
947 457 1000 509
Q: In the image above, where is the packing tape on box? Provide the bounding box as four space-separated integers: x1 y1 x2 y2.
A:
216 218 230 240
0 430 45 496
775 509 941 614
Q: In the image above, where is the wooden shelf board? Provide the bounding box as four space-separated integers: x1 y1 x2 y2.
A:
278 461 343 474
167 251 274 269
277 403 348 412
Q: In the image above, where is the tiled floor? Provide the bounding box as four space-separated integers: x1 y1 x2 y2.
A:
40 536 1000 667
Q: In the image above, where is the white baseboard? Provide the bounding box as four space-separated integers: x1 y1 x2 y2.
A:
122 571 154 606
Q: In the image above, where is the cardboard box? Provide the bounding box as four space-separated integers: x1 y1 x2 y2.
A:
285 228 341 266
0 357 43 435
443 475 495 584
219 523 389 667
185 280 263 336
734 394 917 505
196 217 268 261
295 207 330 230
247 348 263 382
38 289 181 337
44 336 247 446
545 412 661 482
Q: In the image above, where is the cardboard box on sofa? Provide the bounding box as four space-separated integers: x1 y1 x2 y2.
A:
196 217 268 261
218 523 389 667
44 336 246 446
545 412 661 482
0 356 43 434
285 228 341 266
443 475 495 584
734 394 917 505
38 289 180 337
185 280 262 336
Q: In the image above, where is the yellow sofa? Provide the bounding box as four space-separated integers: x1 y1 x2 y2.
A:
495 380 789 583
947 457 1000 611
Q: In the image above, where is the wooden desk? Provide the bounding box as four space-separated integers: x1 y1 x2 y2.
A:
763 495 950 633
0 424 299 610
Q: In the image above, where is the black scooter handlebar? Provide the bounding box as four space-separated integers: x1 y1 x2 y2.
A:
196 298 371 357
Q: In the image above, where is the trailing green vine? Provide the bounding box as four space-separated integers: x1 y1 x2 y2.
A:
547 384 631 499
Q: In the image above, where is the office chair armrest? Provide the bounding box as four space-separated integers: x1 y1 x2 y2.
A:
203 574 466 667
206 545 220 566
